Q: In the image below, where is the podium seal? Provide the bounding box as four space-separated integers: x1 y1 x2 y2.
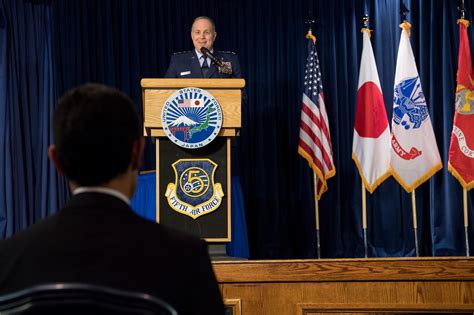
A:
162 87 223 149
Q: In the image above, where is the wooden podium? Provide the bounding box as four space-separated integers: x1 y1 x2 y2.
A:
141 78 245 242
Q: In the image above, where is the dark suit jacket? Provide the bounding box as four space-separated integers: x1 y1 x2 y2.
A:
165 50 242 78
0 192 224 315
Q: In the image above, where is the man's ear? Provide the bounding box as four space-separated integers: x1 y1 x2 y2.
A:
130 137 145 171
48 145 64 175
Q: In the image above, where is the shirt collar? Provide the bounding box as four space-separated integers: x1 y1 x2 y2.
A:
195 49 214 65
72 187 130 205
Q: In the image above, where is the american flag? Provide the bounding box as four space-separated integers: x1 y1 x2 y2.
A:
178 98 203 108
298 33 335 200
178 99 191 107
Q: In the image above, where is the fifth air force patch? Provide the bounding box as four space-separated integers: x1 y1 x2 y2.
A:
165 159 224 219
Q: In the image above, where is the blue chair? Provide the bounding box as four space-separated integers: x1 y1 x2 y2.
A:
0 283 177 315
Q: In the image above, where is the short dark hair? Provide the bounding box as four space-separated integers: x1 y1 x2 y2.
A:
191 16 216 33
53 83 141 186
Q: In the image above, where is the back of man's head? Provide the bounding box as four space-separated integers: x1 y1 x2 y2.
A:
53 83 141 186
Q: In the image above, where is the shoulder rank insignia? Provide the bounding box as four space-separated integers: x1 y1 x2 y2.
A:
172 51 191 55
219 50 236 55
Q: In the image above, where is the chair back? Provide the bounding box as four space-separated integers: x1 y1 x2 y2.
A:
0 283 177 315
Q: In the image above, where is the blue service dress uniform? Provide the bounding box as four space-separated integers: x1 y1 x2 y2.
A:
164 49 246 179
165 50 242 78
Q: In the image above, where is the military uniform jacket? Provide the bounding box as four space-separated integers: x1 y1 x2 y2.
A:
165 50 242 78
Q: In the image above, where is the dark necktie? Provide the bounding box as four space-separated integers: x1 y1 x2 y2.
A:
201 57 209 78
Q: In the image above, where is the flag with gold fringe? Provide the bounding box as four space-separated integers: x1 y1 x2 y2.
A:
448 19 474 189
352 28 391 193
298 32 335 200
390 22 442 192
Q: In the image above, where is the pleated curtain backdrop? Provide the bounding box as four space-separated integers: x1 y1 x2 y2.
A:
1 0 473 258
0 0 67 239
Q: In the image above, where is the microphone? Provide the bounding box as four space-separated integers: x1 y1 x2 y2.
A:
200 47 223 67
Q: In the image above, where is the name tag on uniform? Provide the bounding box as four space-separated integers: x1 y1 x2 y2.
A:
180 71 191 76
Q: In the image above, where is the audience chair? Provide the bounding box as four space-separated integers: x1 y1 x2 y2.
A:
0 283 177 315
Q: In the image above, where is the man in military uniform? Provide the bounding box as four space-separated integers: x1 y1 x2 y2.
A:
165 16 242 78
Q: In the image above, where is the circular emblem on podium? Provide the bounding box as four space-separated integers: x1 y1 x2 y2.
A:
161 87 223 149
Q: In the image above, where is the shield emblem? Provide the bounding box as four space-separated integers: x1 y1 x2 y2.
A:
174 159 216 206
165 158 224 219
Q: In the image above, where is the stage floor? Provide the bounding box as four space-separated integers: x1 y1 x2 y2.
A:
213 257 474 315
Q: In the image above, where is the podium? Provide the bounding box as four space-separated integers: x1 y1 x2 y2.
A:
141 78 245 243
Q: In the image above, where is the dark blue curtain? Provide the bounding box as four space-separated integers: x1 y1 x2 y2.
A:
1 0 473 258
0 0 67 239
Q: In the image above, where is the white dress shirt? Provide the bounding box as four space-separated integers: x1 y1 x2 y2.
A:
72 186 130 205
195 49 212 67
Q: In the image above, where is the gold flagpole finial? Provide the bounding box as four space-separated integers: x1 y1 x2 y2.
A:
458 0 467 21
361 15 373 38
457 0 469 27
399 21 412 37
306 30 316 44
305 13 316 44
399 1 411 37
457 0 469 28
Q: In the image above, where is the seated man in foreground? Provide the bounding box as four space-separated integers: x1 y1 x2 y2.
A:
0 83 224 315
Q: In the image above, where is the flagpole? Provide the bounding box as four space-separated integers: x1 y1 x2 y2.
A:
354 14 389 259
400 2 421 257
463 188 470 256
458 1 470 258
411 189 420 257
313 174 321 259
301 14 335 259
361 15 369 259
459 0 465 20
362 180 368 258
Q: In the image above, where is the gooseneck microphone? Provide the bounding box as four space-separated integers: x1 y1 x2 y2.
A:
200 47 223 67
